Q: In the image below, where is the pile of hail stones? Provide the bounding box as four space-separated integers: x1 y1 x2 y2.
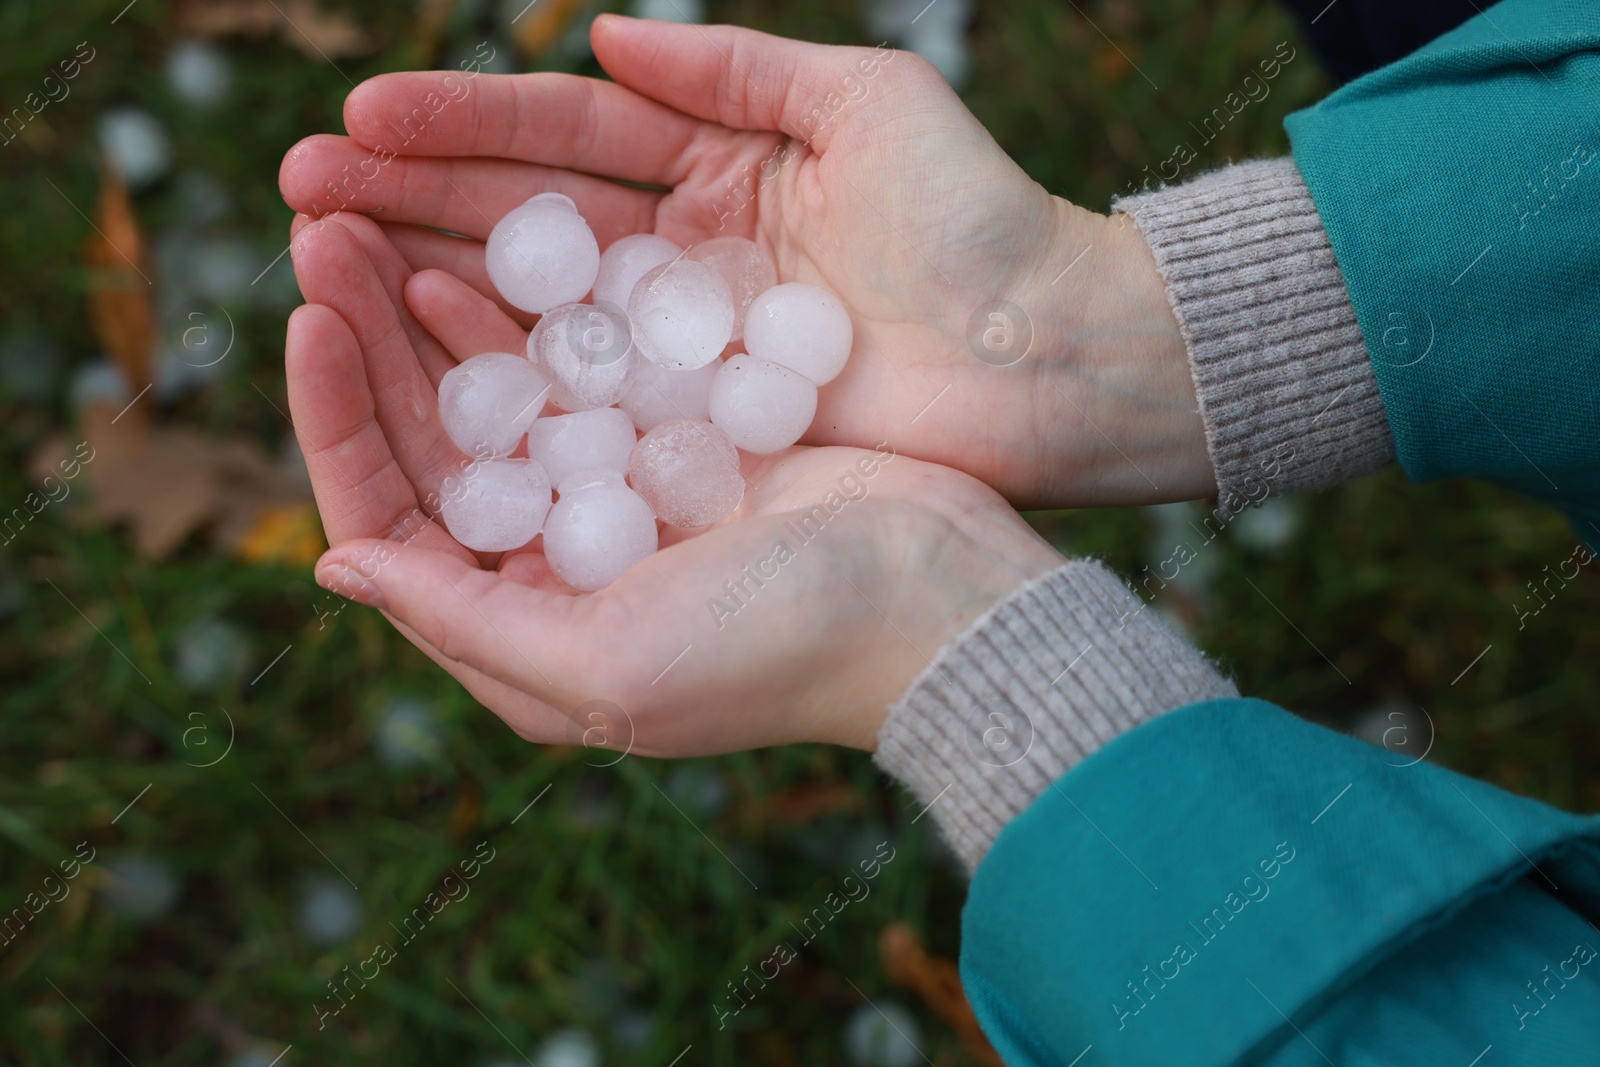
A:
436 192 854 592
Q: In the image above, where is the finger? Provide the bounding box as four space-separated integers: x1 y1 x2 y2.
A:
291 219 467 511
380 223 537 330
387 616 580 745
313 211 458 387
286 304 478 564
403 269 529 364
592 15 906 154
280 134 658 245
339 70 706 186
315 539 581 702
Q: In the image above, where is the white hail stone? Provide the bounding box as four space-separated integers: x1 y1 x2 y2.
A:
743 282 854 386
437 351 550 459
440 458 552 552
708 354 817 454
627 260 734 370
485 194 600 314
618 357 719 432
526 407 637 489
593 233 682 310
543 483 658 592
686 236 776 343
629 419 744 527
528 302 635 411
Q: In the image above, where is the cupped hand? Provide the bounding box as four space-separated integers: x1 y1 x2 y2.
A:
287 212 1063 755
279 15 1212 509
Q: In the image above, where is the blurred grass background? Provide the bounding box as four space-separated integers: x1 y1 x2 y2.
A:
2 0 1597 1064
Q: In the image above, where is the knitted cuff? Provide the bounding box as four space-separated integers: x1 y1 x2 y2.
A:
1115 158 1395 512
873 559 1237 874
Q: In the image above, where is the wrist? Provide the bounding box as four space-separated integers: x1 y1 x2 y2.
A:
830 493 1066 753
1008 200 1215 508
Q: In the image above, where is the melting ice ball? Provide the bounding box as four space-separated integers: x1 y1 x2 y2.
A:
543 482 659 592
528 302 635 411
485 193 600 314
687 237 777 343
629 420 744 528
708 354 818 454
618 357 719 432
440 458 552 552
437 352 550 459
527 408 637 488
744 282 854 386
594 233 682 310
627 260 734 370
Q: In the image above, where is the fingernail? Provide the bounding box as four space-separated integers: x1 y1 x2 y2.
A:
317 564 387 612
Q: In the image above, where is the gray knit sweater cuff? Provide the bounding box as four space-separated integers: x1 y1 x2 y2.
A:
874 559 1237 873
1115 158 1395 512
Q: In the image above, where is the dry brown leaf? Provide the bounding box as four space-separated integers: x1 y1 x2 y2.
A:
233 503 325 567
31 398 315 563
84 167 154 398
176 0 377 59
880 923 1004 1067
448 778 484 840
766 781 868 824
411 0 460 67
511 0 588 56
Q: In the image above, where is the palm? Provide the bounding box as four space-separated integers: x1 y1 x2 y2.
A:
280 17 1204 507
287 213 1056 757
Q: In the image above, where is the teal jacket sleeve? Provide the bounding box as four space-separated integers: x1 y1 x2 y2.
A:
1282 0 1600 547
960 699 1600 1065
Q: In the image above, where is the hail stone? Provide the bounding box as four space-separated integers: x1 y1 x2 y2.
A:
627 260 734 370
629 420 744 528
440 458 552 552
743 282 854 385
485 194 600 314
618 357 719 432
543 483 659 592
528 302 635 411
708 354 818 454
594 233 682 310
526 408 637 489
687 237 777 343
437 351 550 459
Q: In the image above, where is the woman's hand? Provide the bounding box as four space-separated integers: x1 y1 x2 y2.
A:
287 212 1063 755
278 16 1212 509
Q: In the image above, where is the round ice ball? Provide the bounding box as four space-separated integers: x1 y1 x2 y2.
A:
708 354 818 454
485 196 600 314
744 282 854 385
440 458 552 553
527 408 637 489
528 302 635 412
103 855 180 921
98 107 172 189
165 40 232 107
296 874 363 947
438 352 551 459
534 1029 602 1067
543 484 659 592
618 357 719 432
629 420 744 528
374 695 446 768
844 1001 924 1067
687 236 777 343
627 260 734 370
594 233 682 310
558 467 627 496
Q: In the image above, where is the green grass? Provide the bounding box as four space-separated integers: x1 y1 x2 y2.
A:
3 0 1597 1064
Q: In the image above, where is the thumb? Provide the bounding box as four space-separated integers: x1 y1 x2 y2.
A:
590 14 903 153
316 539 571 697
